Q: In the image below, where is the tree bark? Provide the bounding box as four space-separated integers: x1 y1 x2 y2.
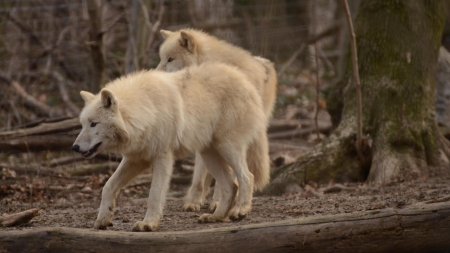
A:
267 0 450 194
0 201 449 253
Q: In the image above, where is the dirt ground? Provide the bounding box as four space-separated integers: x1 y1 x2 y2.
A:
1 157 450 232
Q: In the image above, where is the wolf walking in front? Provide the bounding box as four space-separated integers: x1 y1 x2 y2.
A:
157 29 277 211
72 62 266 231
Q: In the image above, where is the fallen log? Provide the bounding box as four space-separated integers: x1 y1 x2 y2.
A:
0 135 75 153
0 208 39 227
0 201 449 253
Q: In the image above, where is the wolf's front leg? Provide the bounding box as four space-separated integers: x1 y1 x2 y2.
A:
94 157 148 229
133 152 174 232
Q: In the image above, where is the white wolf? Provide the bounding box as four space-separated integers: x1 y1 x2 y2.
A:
157 29 277 211
72 62 267 231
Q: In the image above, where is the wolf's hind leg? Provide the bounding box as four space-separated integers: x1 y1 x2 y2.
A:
183 153 212 212
133 152 174 232
208 182 221 212
198 147 237 223
217 145 254 220
94 157 148 230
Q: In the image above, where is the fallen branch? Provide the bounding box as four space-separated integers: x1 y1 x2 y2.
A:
0 118 80 139
0 163 56 176
45 155 85 167
65 162 119 176
13 116 73 130
268 119 302 133
0 208 40 227
0 75 63 117
0 202 449 252
268 125 332 140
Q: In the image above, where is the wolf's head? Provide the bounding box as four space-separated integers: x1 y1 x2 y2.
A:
72 89 129 159
156 29 199 72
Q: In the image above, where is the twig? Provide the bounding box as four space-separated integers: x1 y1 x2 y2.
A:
101 13 125 35
278 43 306 76
47 71 80 116
278 23 341 76
1 12 45 48
8 100 22 126
317 47 336 75
342 0 364 162
313 2 322 142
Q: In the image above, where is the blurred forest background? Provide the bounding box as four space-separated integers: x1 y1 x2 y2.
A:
0 0 358 130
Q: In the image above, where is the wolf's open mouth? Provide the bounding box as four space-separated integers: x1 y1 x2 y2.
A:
81 142 102 158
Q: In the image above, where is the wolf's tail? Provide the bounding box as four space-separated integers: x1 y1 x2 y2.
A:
247 128 271 191
247 57 277 191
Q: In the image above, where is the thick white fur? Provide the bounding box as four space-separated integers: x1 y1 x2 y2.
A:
157 29 277 211
72 63 266 231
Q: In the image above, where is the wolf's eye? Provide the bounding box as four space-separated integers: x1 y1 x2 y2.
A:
168 57 174 63
90 122 98 128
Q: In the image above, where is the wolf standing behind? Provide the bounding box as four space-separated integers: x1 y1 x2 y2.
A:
72 63 266 231
157 29 277 212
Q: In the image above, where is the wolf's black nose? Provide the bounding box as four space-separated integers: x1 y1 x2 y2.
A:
72 144 80 153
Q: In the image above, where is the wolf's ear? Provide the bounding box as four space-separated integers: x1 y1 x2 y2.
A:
80 91 95 104
179 31 195 52
160 29 173 39
100 89 118 111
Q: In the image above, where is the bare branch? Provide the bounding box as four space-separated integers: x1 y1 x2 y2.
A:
342 0 364 162
101 13 125 35
141 0 165 68
0 75 63 117
278 23 341 76
47 71 80 116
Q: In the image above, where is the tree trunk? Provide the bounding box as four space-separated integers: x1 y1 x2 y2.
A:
1 201 449 253
266 0 450 194
87 0 105 92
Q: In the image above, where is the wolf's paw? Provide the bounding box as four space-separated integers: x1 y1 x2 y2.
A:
132 220 158 232
208 200 219 212
182 202 201 212
229 204 251 221
198 213 228 223
94 217 113 230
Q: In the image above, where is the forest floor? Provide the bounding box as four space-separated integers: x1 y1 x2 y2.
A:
1 104 450 232
1 145 450 233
